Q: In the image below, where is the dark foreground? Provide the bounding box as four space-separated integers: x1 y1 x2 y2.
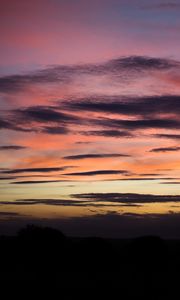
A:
0 225 180 298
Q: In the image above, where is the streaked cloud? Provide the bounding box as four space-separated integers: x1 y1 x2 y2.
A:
0 56 176 94
64 170 129 176
63 153 130 160
80 130 132 138
2 167 70 174
149 146 180 152
153 134 180 140
73 193 180 204
10 180 69 185
0 145 27 150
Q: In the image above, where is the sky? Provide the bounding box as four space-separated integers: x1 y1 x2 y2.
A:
0 0 180 237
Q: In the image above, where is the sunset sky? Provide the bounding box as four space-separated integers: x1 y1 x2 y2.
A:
1 0 180 237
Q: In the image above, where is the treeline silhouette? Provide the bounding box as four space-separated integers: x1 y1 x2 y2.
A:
0 224 180 297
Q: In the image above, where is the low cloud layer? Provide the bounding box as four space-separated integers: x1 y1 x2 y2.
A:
1 211 180 238
1 193 180 208
73 193 180 204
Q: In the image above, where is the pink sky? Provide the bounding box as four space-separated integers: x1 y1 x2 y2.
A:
0 0 180 235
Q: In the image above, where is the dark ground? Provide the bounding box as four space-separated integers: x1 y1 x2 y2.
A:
0 224 179 298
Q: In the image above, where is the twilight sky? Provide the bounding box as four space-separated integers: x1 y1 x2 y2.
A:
1 0 180 237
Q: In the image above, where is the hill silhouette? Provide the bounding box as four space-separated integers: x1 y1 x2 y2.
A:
0 224 179 298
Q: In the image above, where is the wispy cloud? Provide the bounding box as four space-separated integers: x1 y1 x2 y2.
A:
16 106 79 123
80 130 132 138
0 56 176 94
149 146 180 152
10 180 68 184
63 153 130 160
153 134 180 140
63 95 180 117
0 198 128 208
73 193 180 204
0 145 27 150
64 170 129 176
1 192 180 207
94 117 180 130
2 167 70 174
